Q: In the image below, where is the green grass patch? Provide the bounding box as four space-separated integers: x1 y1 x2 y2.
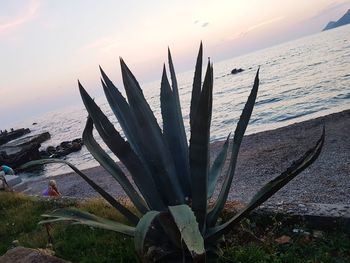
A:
1 192 349 263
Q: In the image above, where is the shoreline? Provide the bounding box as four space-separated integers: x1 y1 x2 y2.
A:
23 109 350 205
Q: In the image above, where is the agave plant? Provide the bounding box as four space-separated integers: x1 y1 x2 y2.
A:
21 43 324 262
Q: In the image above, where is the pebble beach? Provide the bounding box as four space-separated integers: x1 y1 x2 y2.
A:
22 109 350 205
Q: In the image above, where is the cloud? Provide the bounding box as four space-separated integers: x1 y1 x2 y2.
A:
0 0 40 34
246 16 285 32
79 36 121 54
228 16 285 40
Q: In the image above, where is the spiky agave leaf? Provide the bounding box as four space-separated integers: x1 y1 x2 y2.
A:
135 211 161 259
207 69 260 227
190 42 203 129
167 48 188 154
120 59 184 205
100 67 144 158
20 159 140 225
136 205 205 262
205 126 325 243
168 205 206 262
40 208 135 236
101 65 188 208
82 116 148 214
207 133 231 199
189 61 213 233
79 82 165 211
161 49 191 197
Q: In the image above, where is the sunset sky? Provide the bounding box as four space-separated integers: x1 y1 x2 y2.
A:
0 0 349 127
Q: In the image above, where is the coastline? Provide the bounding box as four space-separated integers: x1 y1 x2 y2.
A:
23 109 350 205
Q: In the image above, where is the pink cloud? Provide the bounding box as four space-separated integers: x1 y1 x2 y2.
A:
228 16 285 40
79 36 122 54
0 0 40 34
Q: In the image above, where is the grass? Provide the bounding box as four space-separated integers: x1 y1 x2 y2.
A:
1 192 349 262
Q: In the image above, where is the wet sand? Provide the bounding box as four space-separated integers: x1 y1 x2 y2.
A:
23 109 350 205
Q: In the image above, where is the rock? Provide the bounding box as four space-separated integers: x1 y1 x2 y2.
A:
60 141 71 148
11 240 19 247
0 132 51 168
71 142 82 151
32 122 37 125
7 132 51 147
299 235 312 244
72 138 82 144
0 142 41 169
40 138 83 159
0 128 31 146
275 235 291 244
4 175 22 187
312 230 324 239
231 68 244 74
292 228 310 236
0 246 70 263
46 146 56 154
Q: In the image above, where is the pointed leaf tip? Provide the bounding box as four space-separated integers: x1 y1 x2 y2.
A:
78 80 85 92
99 65 104 74
161 64 168 81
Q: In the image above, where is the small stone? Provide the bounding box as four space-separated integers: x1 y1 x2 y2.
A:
299 235 312 244
275 235 291 244
293 228 310 236
293 228 304 234
312 230 324 239
11 240 19 247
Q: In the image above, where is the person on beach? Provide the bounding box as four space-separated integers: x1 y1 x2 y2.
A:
0 165 15 175
42 180 61 197
42 180 61 244
0 165 15 191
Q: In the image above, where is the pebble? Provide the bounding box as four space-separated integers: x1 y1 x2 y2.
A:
23 110 350 215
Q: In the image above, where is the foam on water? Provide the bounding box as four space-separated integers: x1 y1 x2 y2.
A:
12 25 350 178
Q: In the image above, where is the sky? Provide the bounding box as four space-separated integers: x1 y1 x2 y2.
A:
0 0 349 127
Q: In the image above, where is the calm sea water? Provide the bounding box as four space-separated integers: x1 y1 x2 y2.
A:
14 25 350 178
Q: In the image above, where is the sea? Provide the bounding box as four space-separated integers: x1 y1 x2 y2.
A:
10 25 350 178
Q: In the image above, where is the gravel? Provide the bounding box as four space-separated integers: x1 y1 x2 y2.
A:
24 109 350 205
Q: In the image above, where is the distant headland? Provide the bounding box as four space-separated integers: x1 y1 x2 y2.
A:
323 9 350 31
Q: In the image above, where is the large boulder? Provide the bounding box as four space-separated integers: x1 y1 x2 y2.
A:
7 132 51 147
0 246 70 263
0 132 51 168
0 128 30 146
